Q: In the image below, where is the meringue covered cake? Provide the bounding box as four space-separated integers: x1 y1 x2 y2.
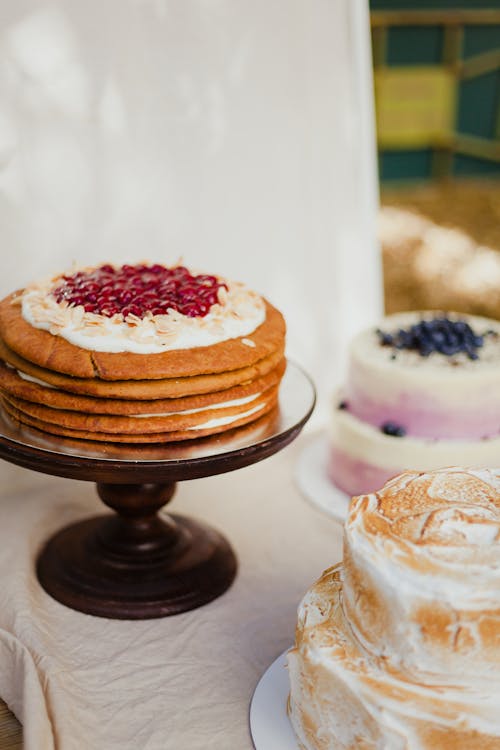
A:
288 467 500 749
329 311 500 496
0 262 286 442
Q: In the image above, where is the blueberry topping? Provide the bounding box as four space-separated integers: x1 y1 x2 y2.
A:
376 329 394 346
338 401 348 410
381 421 406 437
377 317 491 360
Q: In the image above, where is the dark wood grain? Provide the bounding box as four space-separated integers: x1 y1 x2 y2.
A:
37 482 238 619
0 703 21 750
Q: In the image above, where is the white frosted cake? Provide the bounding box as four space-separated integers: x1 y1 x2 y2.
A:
288 467 500 750
329 311 500 496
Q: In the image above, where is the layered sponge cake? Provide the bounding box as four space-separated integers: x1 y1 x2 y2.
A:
0 262 286 442
330 311 500 496
288 468 500 749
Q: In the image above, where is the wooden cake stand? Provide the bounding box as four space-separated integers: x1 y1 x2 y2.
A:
0 362 315 620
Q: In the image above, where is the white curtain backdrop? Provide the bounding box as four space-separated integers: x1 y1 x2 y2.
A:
0 0 382 423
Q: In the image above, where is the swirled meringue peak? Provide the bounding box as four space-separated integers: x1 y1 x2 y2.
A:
344 467 500 682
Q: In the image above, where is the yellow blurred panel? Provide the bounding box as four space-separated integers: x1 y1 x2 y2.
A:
374 67 456 148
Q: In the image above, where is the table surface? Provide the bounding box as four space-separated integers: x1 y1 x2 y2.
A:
0 705 21 750
0 432 342 750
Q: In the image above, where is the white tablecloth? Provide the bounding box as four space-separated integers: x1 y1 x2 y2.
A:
0 437 342 750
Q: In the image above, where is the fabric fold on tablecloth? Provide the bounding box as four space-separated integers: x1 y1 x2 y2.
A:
0 449 342 750
0 631 54 748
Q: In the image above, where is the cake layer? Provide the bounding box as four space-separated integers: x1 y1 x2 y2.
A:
0 293 285 380
2 396 279 443
0 358 285 415
342 469 500 682
346 312 500 440
288 565 500 750
329 444 400 497
2 383 278 435
0 336 285 399
329 405 500 496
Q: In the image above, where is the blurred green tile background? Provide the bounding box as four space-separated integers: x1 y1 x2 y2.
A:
371 1 500 181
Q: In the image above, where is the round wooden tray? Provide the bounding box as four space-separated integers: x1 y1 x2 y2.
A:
0 361 315 619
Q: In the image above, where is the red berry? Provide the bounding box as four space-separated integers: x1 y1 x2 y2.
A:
51 263 225 320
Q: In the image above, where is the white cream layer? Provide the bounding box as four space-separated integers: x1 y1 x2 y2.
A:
21 268 266 354
330 402 500 471
13 376 263 420
188 401 266 430
130 392 261 418
348 311 500 411
17 371 57 389
11 379 266 428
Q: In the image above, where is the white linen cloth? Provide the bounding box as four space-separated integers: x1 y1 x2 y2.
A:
0 439 342 750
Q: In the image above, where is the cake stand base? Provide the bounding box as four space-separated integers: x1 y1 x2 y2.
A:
0 362 316 619
36 482 237 619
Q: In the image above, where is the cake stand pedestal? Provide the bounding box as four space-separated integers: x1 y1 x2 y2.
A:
0 362 315 619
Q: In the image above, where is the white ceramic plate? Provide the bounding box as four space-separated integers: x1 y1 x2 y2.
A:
294 432 350 523
249 650 300 750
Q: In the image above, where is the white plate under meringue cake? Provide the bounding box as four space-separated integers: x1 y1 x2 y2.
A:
288 468 500 750
0 262 286 442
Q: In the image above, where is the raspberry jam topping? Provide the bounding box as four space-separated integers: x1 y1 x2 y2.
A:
51 264 227 319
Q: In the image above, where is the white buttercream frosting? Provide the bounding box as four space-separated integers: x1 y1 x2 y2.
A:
187 401 265 430
20 265 266 354
129 392 261 418
351 311 500 378
329 311 500 496
330 402 500 471
16 370 57 390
